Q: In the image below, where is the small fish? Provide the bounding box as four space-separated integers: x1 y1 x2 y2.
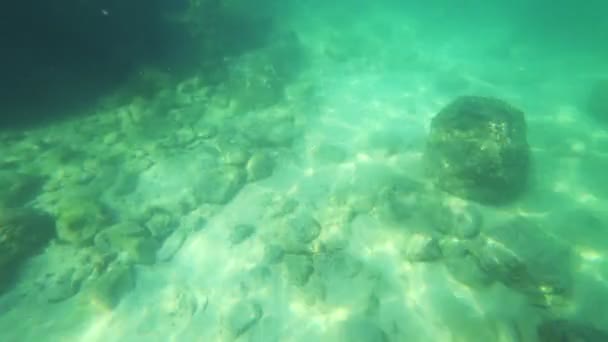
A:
101 9 109 16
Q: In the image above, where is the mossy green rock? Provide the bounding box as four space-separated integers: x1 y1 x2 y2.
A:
472 218 572 306
56 200 110 245
123 237 159 265
94 222 158 265
94 222 148 250
424 96 530 204
143 207 175 240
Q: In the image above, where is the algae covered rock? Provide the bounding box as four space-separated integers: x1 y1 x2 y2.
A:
376 176 425 222
424 96 530 204
425 201 483 239
405 233 442 262
122 238 159 265
55 199 111 245
94 222 159 265
445 254 493 289
142 207 176 240
472 217 572 306
0 207 55 287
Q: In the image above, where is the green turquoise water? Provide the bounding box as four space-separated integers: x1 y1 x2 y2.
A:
1 1 607 341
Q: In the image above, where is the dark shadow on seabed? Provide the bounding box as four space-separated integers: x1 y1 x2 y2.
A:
0 0 275 130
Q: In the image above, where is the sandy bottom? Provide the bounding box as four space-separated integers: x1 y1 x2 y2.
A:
1 6 608 342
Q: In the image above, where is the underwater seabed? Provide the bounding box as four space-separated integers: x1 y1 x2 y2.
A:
2 6 608 342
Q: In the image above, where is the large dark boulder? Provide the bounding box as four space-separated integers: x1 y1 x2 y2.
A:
424 96 530 204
